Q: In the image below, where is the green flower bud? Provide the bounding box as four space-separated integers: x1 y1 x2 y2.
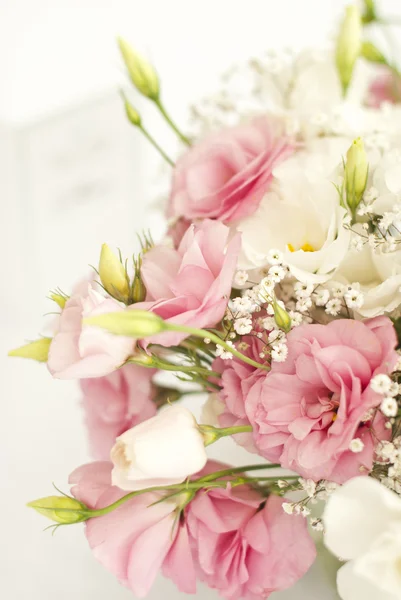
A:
272 298 292 333
361 41 387 65
131 255 147 303
336 5 362 95
84 309 166 338
9 337 52 362
49 293 68 309
121 92 142 127
362 0 376 24
345 137 369 213
99 243 130 303
117 37 160 101
27 495 87 524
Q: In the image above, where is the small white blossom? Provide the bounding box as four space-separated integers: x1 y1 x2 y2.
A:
367 234 377 248
350 236 364 252
296 297 313 313
230 296 253 314
381 212 396 229
215 341 235 360
204 338 211 344
299 478 317 497
268 265 286 283
271 342 288 362
376 441 398 463
349 438 364 453
388 381 400 397
313 288 330 306
301 506 311 517
277 479 289 489
266 299 285 315
371 374 393 395
364 186 379 203
326 298 342 316
331 283 346 298
268 329 286 346
357 204 371 217
262 316 276 330
294 281 314 299
289 311 304 327
361 408 374 422
258 278 275 303
267 248 284 265
282 502 294 515
310 518 324 532
344 288 364 309
233 271 249 287
380 397 398 417
233 317 253 335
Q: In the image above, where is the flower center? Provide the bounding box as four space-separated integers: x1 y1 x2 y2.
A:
287 242 316 253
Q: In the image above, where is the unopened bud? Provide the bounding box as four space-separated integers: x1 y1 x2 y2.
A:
345 137 369 213
9 337 52 362
99 243 130 303
361 41 386 65
272 298 292 333
362 0 376 24
131 255 147 303
84 309 166 338
121 92 142 127
49 293 68 309
27 495 87 524
117 38 160 101
336 5 362 95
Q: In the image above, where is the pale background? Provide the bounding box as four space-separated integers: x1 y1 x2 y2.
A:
1 1 400 598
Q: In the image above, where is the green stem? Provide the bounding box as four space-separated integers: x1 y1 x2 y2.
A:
165 324 269 371
155 99 191 146
139 124 175 166
199 424 253 446
198 463 280 482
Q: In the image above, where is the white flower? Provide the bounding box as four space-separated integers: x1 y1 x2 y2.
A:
110 405 207 491
376 441 398 463
349 439 364 453
236 163 351 285
344 288 364 309
230 296 253 314
233 270 249 287
323 477 401 600
310 518 324 532
299 478 317 497
216 342 234 360
201 393 224 426
296 297 313 313
350 236 364 252
282 502 294 515
313 288 330 306
289 310 304 327
267 248 284 265
234 316 253 335
371 374 393 395
268 329 286 345
271 342 288 362
326 298 342 316
331 283 346 298
268 265 286 283
380 397 398 418
294 281 314 299
262 316 276 330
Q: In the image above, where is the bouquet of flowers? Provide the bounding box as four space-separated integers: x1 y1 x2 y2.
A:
10 2 401 599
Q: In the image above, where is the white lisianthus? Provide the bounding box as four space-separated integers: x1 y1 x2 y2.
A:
323 477 401 600
236 155 351 284
110 405 208 491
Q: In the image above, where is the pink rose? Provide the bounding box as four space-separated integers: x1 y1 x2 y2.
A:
81 364 157 460
367 68 401 108
69 461 196 597
247 317 398 483
48 284 134 379
69 460 316 599
168 117 293 224
187 462 316 599
136 219 240 346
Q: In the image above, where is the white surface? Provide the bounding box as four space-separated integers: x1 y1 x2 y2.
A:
2 0 401 598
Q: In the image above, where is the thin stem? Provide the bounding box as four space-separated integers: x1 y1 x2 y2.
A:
155 99 191 146
166 324 269 371
139 124 175 166
198 463 280 482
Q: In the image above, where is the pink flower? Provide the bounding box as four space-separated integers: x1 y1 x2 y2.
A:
367 68 401 108
166 217 191 249
69 460 316 599
247 317 398 483
187 463 316 599
168 117 293 224
136 220 240 346
69 461 196 597
81 364 157 460
48 284 134 379
213 335 265 454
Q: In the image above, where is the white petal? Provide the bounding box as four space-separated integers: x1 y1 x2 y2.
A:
337 560 397 600
385 164 401 194
323 477 401 560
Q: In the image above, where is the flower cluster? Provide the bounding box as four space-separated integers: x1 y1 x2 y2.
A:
10 3 401 600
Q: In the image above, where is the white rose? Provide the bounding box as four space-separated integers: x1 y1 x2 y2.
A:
323 477 401 600
201 393 224 426
236 154 350 284
110 405 208 491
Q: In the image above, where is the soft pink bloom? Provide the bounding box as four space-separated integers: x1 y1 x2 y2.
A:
81 364 157 460
213 335 265 454
48 284 134 379
247 317 398 483
136 220 241 346
168 117 293 224
70 461 197 598
69 460 316 599
187 463 316 599
167 217 191 249
367 68 401 108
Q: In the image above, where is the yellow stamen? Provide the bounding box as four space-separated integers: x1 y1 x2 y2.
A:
287 242 316 253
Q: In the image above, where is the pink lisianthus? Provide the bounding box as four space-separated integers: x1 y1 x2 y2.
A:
69 461 196 597
81 364 157 460
48 283 134 379
168 117 294 224
187 463 316 600
69 460 316 600
367 68 401 108
136 219 241 346
247 317 398 483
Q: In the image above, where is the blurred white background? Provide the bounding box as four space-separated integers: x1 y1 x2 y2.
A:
2 1 401 598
